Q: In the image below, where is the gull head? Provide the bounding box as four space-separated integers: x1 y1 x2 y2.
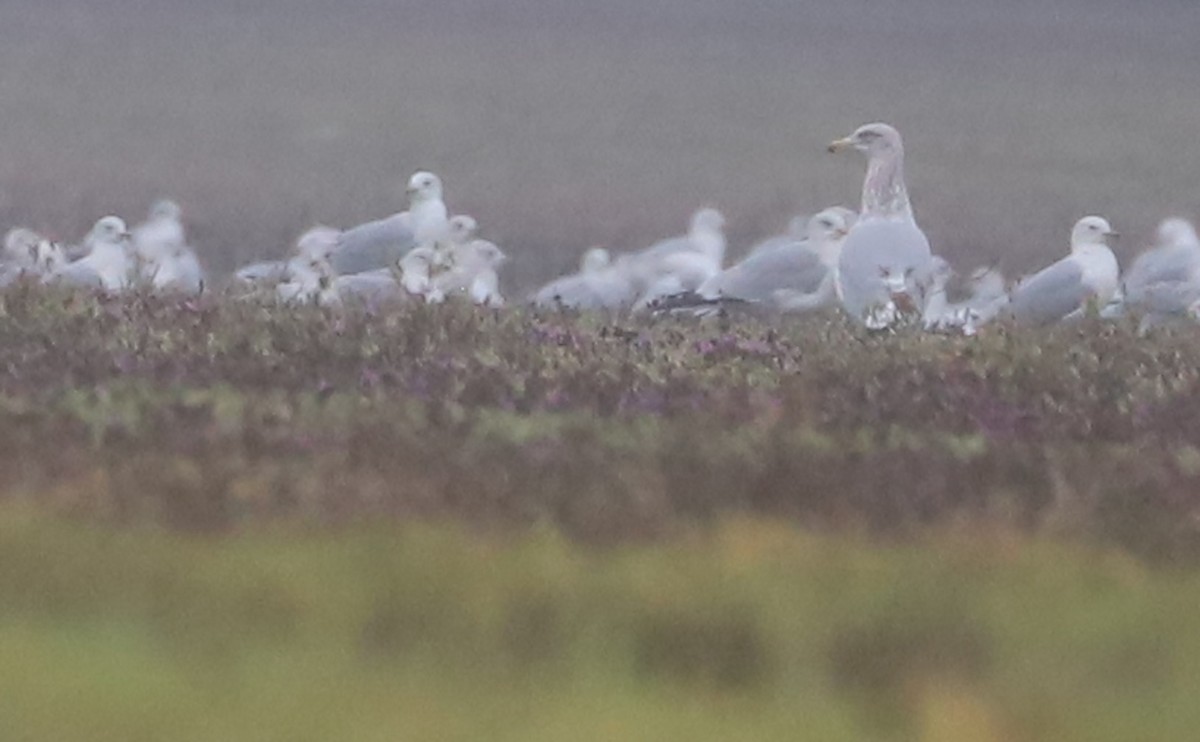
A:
690 208 726 236
828 122 902 156
406 171 443 202
448 215 478 243
473 240 508 269
580 247 611 273
1070 216 1118 250
1156 217 1199 248
806 207 852 243
93 216 132 244
148 199 182 221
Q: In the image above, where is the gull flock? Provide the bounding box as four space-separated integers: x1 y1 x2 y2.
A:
4 122 1198 335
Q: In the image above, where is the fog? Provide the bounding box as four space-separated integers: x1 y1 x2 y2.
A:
0 0 1196 287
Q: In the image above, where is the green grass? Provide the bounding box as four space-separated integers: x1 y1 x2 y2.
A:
0 513 1196 741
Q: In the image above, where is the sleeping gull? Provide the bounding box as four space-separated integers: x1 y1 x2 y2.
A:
47 217 134 292
332 171 448 275
433 239 508 306
828 123 934 329
1118 218 1200 332
530 247 638 312
1006 216 1120 326
234 226 341 286
688 206 852 313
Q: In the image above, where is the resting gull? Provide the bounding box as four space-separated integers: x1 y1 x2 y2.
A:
1007 216 1119 326
828 123 934 329
530 247 637 312
47 217 134 292
332 171 448 275
629 207 727 310
434 239 507 306
1119 218 1200 332
689 206 852 313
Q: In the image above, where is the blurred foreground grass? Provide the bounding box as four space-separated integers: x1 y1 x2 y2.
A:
1 291 1199 739
0 512 1195 741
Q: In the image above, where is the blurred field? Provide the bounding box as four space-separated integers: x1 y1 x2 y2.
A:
0 287 1198 736
3 513 1200 741
0 0 1198 288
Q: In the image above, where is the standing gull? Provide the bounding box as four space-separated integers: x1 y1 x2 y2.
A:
1007 216 1120 326
828 123 934 329
332 171 448 275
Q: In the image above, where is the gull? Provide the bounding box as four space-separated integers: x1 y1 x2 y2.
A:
2 228 45 269
1006 216 1120 326
148 242 205 295
234 226 341 286
132 199 185 269
1118 218 1200 333
689 207 852 313
0 229 66 286
46 217 134 292
828 123 934 329
628 207 727 310
922 258 1008 334
332 171 448 275
530 247 638 312
397 246 444 302
433 239 508 306
434 214 479 269
276 253 338 306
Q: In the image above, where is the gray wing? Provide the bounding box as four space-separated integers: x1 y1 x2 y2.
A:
1009 258 1088 326
1135 280 1200 316
531 274 599 309
699 244 826 302
636 235 692 262
744 234 807 261
530 269 628 311
837 218 933 321
1124 245 1200 304
235 260 288 284
332 213 414 275
48 260 104 289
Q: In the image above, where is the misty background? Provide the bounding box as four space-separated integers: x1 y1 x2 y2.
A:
0 0 1197 289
